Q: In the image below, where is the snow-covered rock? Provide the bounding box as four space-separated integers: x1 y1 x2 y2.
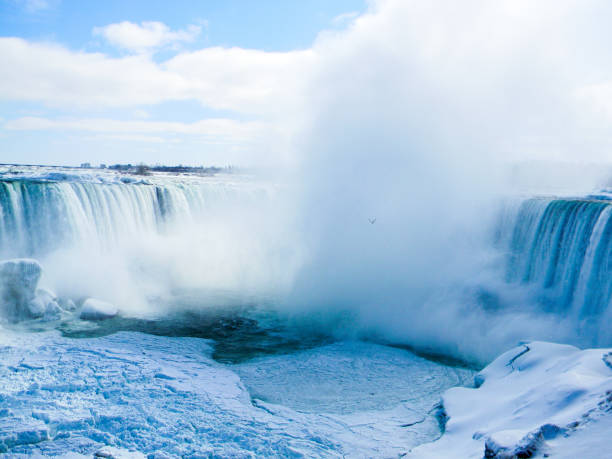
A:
0 258 42 320
409 341 612 458
79 299 118 321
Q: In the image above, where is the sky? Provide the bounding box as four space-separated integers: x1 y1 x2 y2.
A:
0 0 366 166
2 0 612 168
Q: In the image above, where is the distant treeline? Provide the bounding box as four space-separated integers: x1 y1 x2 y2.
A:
105 164 233 175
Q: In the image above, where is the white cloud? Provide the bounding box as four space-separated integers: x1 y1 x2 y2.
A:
4 116 266 144
331 11 360 27
0 38 184 108
3 0 612 167
93 21 201 53
81 133 170 143
0 38 313 114
132 109 150 119
165 47 315 114
15 0 52 13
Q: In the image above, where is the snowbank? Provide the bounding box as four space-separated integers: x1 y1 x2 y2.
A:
409 341 612 458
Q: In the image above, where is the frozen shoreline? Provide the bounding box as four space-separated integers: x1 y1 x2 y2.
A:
1 330 612 457
0 329 470 457
410 341 612 458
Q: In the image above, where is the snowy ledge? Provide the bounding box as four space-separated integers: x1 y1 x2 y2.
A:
409 341 612 458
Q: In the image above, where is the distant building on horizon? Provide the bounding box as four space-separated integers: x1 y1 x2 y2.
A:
80 163 91 168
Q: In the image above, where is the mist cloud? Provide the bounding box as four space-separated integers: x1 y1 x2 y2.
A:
283 0 612 363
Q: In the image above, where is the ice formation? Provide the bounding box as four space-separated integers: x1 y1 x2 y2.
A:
0 259 63 321
411 341 612 458
0 331 469 457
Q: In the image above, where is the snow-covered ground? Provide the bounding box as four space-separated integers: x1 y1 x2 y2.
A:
0 329 471 457
0 164 258 188
2 326 612 457
410 341 612 458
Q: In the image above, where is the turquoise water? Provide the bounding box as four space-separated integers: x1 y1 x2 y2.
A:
56 305 335 364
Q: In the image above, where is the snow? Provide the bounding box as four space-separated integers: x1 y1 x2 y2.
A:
79 299 118 321
0 330 471 457
235 342 473 453
0 164 255 188
409 341 612 458
234 341 471 415
1 328 611 457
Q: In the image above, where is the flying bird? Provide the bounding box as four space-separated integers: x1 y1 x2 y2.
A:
368 218 376 225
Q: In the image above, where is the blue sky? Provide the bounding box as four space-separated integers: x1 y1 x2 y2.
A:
0 0 367 166
0 0 365 52
3 0 612 169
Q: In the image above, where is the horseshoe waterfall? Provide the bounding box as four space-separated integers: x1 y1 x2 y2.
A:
1 166 612 457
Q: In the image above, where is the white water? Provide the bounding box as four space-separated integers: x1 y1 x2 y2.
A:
0 167 300 313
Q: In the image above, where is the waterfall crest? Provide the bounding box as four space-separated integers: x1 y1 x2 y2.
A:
0 178 259 258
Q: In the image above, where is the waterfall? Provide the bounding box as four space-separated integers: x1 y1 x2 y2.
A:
4 171 611 356
0 174 289 311
502 197 612 325
0 177 262 259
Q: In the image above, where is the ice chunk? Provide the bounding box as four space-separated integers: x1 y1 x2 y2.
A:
57 297 77 311
0 416 49 453
0 262 64 321
0 258 42 320
25 296 46 318
94 446 146 459
79 299 118 321
29 288 62 320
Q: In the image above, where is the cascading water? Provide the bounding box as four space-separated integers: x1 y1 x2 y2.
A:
0 176 262 258
0 168 299 320
499 196 612 345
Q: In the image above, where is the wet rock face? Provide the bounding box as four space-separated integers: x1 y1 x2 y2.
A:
0 258 42 320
